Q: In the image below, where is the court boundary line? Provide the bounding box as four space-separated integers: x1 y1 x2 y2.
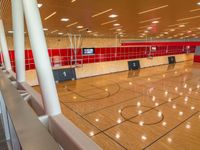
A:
142 111 199 150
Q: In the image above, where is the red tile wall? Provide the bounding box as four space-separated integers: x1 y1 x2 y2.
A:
5 45 196 71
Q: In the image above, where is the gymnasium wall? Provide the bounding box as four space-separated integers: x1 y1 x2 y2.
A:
26 53 194 86
6 36 120 49
7 45 195 71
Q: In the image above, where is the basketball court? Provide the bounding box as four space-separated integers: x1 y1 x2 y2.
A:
34 61 200 150
1 0 200 150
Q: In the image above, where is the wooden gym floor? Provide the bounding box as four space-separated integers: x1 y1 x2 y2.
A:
34 61 200 150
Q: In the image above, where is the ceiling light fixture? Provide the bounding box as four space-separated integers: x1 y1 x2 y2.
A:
78 28 88 32
113 23 120 26
152 20 159 24
179 24 185 27
138 5 168 15
61 18 69 22
139 17 161 24
77 26 83 29
109 14 118 18
8 30 13 33
51 30 58 33
66 22 78 28
109 26 123 30
87 30 92 33
44 12 57 20
101 20 117 25
58 32 63 35
177 15 200 21
168 22 189 27
43 28 48 31
92 9 112 18
190 8 200 12
37 3 43 8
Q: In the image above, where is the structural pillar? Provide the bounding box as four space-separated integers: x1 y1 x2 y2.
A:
0 20 12 70
22 0 61 116
11 0 25 82
0 46 4 67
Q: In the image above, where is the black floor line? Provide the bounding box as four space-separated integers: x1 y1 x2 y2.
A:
88 95 181 139
57 62 200 150
82 94 143 116
142 111 199 150
61 101 127 150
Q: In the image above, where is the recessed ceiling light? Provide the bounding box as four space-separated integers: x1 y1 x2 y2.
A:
109 14 118 18
113 23 120 26
37 3 43 8
197 2 200 5
152 20 159 24
43 28 48 31
61 18 69 22
116 29 122 31
8 30 14 33
179 24 185 27
87 30 92 33
58 32 63 35
77 26 83 29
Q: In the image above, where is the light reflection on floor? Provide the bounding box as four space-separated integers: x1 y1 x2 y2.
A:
35 61 200 150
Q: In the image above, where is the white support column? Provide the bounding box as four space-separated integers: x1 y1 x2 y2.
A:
11 0 25 82
22 0 61 116
0 20 12 70
0 46 4 67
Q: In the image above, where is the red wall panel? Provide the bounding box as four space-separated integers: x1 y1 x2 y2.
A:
4 45 196 71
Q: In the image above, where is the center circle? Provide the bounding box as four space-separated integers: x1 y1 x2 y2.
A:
120 105 164 126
